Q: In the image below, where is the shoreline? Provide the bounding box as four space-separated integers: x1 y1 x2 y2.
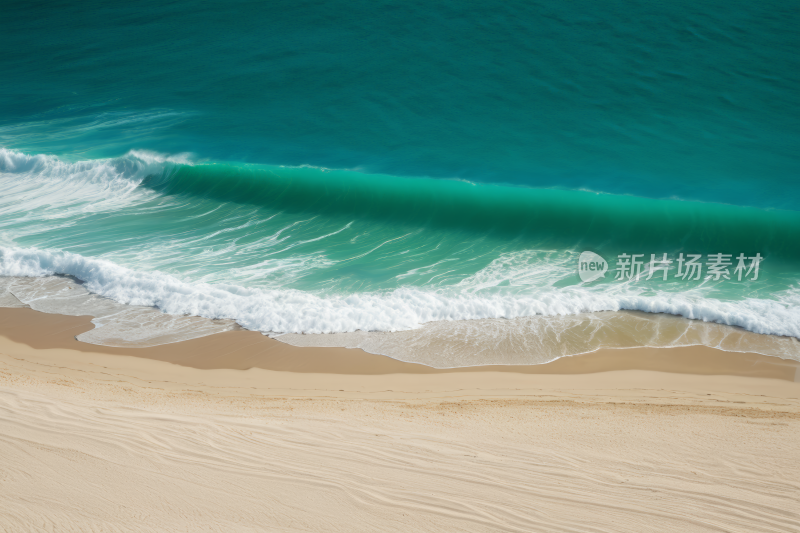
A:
2 306 799 381
0 306 798 406
5 272 800 367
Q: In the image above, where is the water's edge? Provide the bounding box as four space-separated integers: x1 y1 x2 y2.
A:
3 274 798 369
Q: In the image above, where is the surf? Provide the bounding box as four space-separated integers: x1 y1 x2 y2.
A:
2 148 800 366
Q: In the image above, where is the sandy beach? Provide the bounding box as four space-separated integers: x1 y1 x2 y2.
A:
1 307 799 532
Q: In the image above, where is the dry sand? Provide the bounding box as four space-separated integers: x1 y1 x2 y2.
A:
1 307 799 532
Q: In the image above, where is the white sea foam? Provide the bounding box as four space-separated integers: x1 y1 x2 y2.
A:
0 148 174 222
0 147 183 181
1 246 799 342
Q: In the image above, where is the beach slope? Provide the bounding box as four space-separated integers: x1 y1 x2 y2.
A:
1 308 799 532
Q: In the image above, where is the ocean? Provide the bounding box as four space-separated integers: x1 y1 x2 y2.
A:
1 1 799 366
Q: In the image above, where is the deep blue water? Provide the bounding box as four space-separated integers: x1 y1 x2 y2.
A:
3 1 798 206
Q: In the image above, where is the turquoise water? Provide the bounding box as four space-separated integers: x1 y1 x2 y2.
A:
1 2 799 350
